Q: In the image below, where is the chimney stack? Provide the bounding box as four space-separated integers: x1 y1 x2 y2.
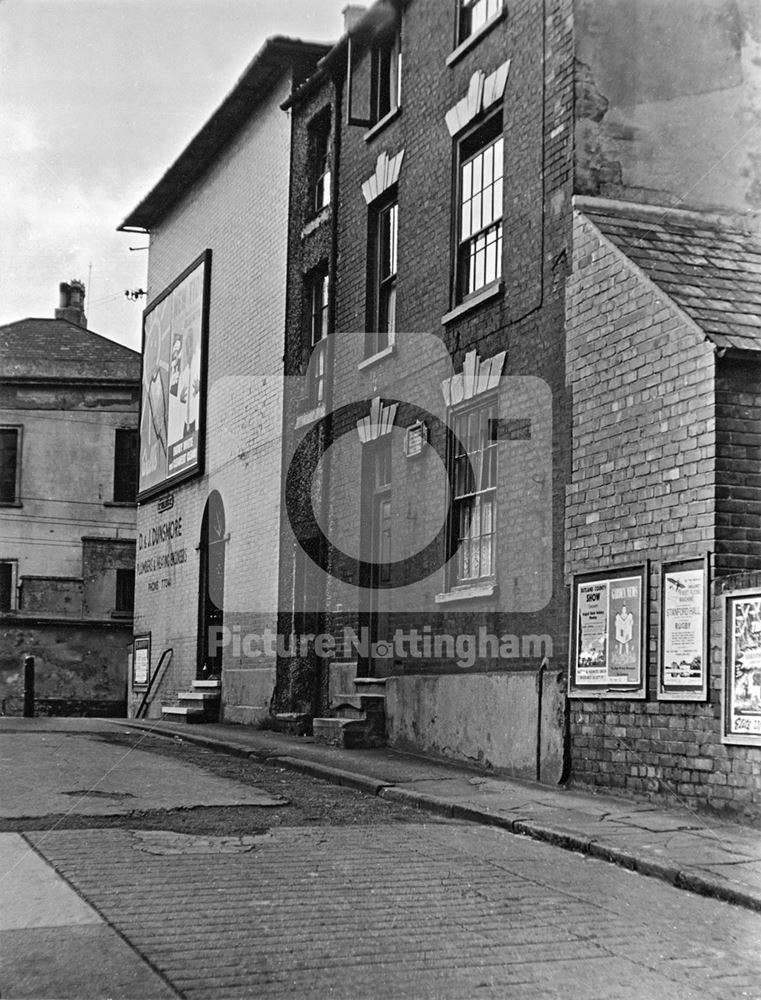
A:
55 280 87 328
342 4 368 32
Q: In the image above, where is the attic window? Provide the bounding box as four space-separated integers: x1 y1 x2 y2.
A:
347 20 402 132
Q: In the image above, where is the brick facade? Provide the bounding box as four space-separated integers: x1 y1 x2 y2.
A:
123 1 761 816
566 210 761 821
276 0 576 774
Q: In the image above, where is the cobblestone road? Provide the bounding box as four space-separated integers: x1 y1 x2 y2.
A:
27 821 761 1000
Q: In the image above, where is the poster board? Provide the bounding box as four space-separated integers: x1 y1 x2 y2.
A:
658 557 709 702
133 635 151 688
723 589 761 746
138 250 211 500
569 565 647 699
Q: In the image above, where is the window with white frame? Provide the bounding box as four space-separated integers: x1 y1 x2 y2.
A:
308 267 330 406
451 399 497 584
0 427 20 505
458 0 504 43
456 112 503 301
366 197 398 358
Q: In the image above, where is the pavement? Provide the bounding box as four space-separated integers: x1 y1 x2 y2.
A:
1 831 178 998
104 716 761 916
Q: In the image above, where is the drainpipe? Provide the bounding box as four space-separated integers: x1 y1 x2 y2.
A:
535 656 549 781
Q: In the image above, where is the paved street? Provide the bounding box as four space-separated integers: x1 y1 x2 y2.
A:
2 721 761 999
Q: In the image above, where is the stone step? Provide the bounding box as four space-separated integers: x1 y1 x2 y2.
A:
353 677 387 695
161 705 205 724
332 704 365 720
192 679 221 690
312 715 385 750
176 689 221 722
178 690 221 702
269 713 313 737
330 692 386 712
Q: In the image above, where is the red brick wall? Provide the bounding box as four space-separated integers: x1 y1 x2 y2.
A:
567 210 761 820
325 0 574 676
715 356 761 576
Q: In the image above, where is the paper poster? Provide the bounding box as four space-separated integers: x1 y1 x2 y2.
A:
662 567 704 687
571 569 645 695
727 595 761 739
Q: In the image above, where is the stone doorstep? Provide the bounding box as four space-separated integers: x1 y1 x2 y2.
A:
313 715 385 750
192 679 221 689
178 690 221 702
161 705 205 723
331 692 386 711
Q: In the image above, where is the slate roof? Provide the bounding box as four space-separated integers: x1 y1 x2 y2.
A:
0 318 141 382
577 196 761 353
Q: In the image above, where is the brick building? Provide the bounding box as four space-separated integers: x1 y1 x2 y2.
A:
122 0 761 819
0 281 140 716
275 0 573 778
119 39 328 723
272 0 761 819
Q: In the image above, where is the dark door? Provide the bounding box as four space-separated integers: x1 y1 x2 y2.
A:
197 491 226 679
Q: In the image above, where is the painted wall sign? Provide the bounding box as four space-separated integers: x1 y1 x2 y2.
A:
135 508 188 594
138 250 211 499
659 557 708 702
569 565 647 699
724 590 761 746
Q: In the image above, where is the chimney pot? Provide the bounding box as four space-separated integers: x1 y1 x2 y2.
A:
54 279 87 329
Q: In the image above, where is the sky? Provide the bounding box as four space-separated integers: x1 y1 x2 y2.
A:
0 0 345 352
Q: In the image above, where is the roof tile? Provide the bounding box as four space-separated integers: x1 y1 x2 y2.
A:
579 200 761 353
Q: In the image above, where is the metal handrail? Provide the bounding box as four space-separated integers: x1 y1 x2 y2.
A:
135 647 173 720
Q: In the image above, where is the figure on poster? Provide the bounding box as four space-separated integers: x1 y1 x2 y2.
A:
615 604 634 655
139 303 171 490
180 319 201 437
167 333 185 446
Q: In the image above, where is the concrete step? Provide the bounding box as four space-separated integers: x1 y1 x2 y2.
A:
178 690 220 702
192 679 221 690
354 677 387 695
312 715 385 750
332 704 365 720
269 713 313 737
331 693 386 713
176 689 221 722
161 705 205 724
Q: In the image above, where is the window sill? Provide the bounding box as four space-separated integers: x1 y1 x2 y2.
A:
104 501 137 508
364 105 401 144
358 343 396 370
0 501 22 508
295 404 326 430
441 279 503 325
446 7 506 67
301 205 331 239
111 610 134 620
435 582 498 604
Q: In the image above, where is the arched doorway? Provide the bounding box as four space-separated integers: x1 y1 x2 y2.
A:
197 490 226 679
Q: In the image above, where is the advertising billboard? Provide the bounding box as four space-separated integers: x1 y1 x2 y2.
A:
138 250 210 499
